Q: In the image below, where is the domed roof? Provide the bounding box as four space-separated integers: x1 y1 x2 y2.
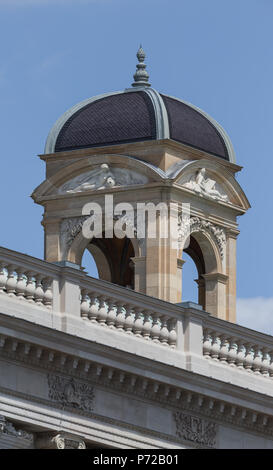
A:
45 48 235 163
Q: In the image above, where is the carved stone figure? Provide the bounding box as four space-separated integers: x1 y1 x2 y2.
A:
67 164 116 192
184 168 228 202
59 164 148 194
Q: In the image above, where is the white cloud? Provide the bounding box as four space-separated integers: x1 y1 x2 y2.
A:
237 297 273 336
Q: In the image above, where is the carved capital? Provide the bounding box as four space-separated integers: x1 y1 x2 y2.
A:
35 432 86 449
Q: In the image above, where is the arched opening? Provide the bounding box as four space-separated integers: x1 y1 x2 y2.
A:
181 234 212 309
80 234 135 288
81 250 99 278
181 252 198 303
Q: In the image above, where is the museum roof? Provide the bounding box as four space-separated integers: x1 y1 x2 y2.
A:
45 47 235 163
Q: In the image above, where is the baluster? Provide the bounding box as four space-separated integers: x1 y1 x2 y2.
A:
106 299 117 329
219 335 229 364
115 302 125 331
227 338 238 367
15 268 27 299
97 296 108 326
124 304 134 334
268 351 273 378
253 346 263 375
88 294 99 322
159 315 170 346
0 263 7 293
261 348 270 376
244 344 254 372
203 330 212 358
25 271 35 302
133 307 143 337
6 265 17 297
80 290 90 319
142 311 152 340
168 319 177 349
150 314 161 344
43 277 53 308
236 341 246 369
210 333 220 360
34 274 45 306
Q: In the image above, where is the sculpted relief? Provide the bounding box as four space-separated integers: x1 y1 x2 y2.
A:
180 168 229 202
59 164 148 194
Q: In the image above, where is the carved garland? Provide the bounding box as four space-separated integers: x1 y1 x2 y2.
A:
178 215 226 259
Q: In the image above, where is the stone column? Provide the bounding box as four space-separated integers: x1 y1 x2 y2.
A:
130 256 146 293
43 218 61 262
202 273 228 319
225 229 238 323
145 202 179 303
177 259 185 303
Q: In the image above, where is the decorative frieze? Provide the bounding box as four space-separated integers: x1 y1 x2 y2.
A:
47 374 95 412
174 411 217 448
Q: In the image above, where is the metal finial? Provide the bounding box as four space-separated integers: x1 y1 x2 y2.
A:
132 45 151 87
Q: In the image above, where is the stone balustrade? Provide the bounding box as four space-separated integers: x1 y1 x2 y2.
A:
79 287 178 348
0 247 59 310
202 317 273 378
1 246 273 376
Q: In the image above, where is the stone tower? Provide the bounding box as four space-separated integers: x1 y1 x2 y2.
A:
32 47 250 322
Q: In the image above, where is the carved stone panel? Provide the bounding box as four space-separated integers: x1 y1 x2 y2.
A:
47 374 95 412
174 411 218 448
58 164 149 194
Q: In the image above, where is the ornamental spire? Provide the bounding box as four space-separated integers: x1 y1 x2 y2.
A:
132 45 151 87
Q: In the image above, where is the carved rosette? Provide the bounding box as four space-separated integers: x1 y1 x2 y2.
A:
174 411 217 448
178 215 226 259
47 374 95 412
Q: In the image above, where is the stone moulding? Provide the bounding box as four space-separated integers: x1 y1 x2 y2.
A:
47 374 95 412
174 411 218 448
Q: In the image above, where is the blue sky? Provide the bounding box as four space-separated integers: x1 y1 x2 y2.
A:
0 0 272 332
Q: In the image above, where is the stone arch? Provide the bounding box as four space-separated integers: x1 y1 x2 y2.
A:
180 220 226 316
65 219 142 288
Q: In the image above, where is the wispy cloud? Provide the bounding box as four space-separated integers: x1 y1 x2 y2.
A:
237 297 273 336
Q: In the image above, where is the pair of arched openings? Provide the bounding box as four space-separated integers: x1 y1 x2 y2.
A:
69 225 222 308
